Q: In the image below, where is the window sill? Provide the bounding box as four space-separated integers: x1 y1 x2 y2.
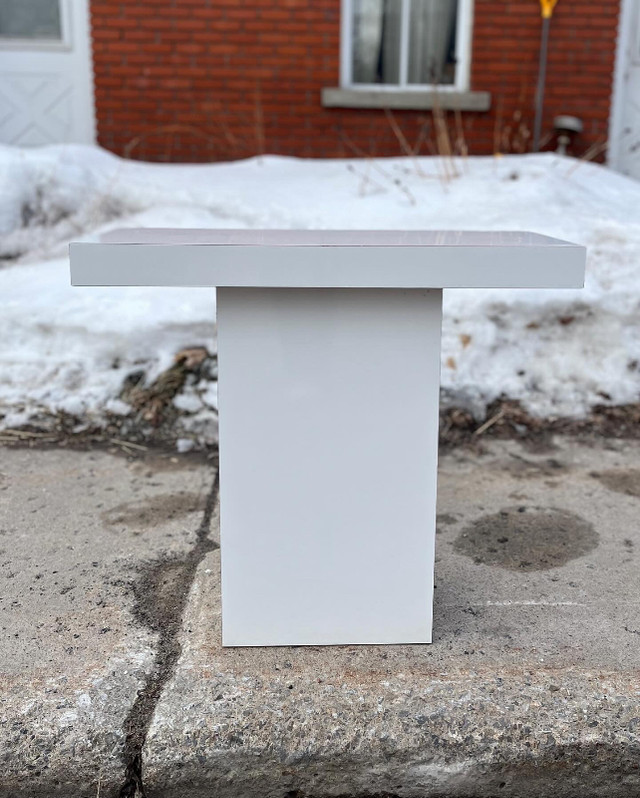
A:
321 87 491 112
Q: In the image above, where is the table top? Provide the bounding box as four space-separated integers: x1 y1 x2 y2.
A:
70 229 585 288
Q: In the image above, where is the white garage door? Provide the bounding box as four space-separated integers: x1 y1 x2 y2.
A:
610 0 640 180
0 0 95 145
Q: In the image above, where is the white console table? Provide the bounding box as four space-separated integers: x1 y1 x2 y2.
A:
71 230 585 646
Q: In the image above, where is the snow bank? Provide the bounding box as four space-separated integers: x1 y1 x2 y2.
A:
1 143 639 440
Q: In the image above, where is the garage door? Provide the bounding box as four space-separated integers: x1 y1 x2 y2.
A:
0 0 95 145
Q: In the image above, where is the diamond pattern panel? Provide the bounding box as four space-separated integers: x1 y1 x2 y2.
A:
0 72 73 145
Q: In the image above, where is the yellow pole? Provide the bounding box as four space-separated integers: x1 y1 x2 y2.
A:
533 0 559 151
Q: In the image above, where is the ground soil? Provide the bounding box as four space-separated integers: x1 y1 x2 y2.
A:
2 398 638 459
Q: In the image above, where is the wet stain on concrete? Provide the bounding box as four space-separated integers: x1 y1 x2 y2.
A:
102 492 207 528
591 468 640 499
119 476 219 797
454 506 598 571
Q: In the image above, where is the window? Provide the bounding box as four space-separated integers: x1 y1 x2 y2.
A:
0 0 69 47
342 0 472 91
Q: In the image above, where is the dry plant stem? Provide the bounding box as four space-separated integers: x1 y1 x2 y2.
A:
494 93 504 154
123 124 214 160
431 89 459 181
474 408 505 436
537 131 554 150
339 130 399 182
58 149 134 238
345 163 386 196
513 118 530 154
109 438 148 452
0 429 56 438
383 108 429 177
339 131 418 204
124 119 247 163
212 110 240 153
359 162 382 197
425 137 450 192
164 131 175 162
433 107 458 183
209 109 249 157
411 117 430 156
0 435 57 443
253 84 266 159
219 112 256 156
358 163 370 196
494 104 539 156
500 125 512 154
394 177 417 206
566 140 609 176
14 105 258 261
454 108 469 169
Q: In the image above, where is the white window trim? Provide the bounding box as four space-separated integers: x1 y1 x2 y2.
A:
634 0 640 67
0 0 72 52
608 0 638 169
340 0 474 93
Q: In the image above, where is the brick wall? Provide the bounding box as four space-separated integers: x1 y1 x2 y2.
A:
90 0 620 162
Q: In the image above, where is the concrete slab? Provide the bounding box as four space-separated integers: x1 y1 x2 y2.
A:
143 437 640 798
0 446 215 796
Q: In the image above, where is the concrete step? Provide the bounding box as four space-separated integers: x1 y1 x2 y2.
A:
1 437 639 797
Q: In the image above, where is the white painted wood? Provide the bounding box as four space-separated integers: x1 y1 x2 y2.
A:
0 0 95 146
399 0 410 88
71 229 586 289
454 0 474 92
340 0 354 87
69 228 586 646
217 287 442 646
609 0 640 179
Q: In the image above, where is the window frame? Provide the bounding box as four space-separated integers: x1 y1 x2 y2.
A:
0 0 72 52
633 0 640 66
340 0 474 93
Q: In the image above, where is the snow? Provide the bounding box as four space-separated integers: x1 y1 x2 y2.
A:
1 143 639 442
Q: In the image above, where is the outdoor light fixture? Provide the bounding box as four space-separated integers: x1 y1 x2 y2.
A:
554 115 584 155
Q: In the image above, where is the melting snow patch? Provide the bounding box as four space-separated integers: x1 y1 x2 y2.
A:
1 143 640 441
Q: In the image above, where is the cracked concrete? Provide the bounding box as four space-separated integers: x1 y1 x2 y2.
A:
141 437 640 798
0 446 216 797
1 436 640 797
119 472 219 798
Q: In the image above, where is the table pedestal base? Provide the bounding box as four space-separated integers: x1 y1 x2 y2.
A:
217 287 442 646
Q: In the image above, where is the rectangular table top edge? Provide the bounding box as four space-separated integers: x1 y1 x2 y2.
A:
69 238 586 290
75 234 586 250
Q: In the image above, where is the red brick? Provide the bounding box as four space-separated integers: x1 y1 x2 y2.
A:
90 0 620 162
